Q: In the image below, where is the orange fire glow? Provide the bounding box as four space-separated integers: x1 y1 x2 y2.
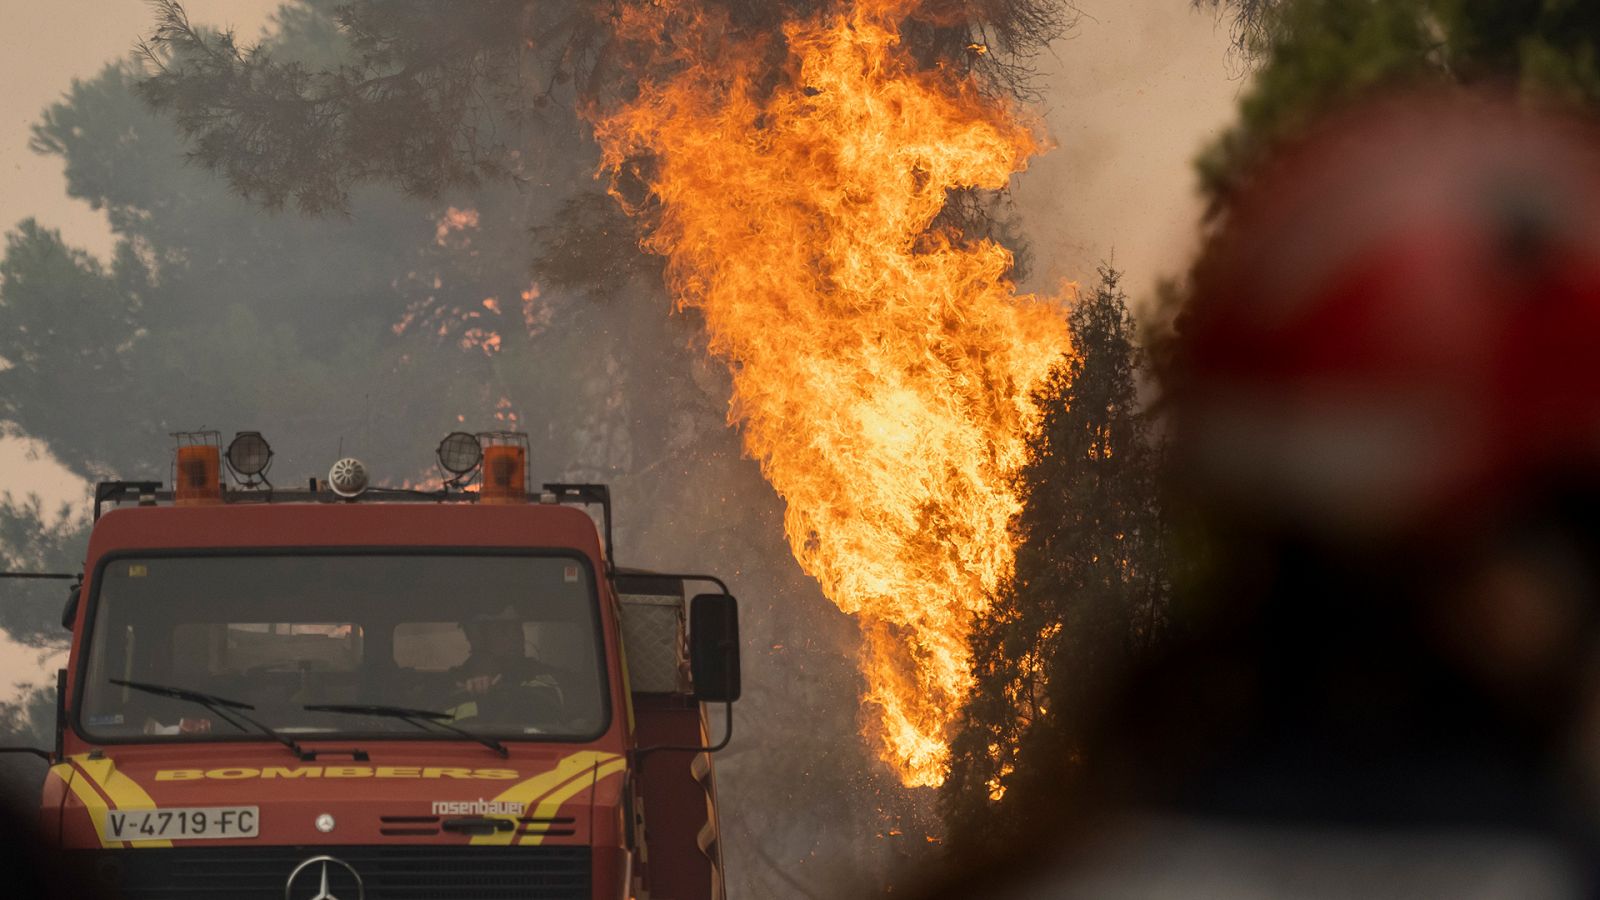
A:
592 0 1069 786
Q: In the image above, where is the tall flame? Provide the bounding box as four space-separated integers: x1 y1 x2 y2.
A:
592 0 1069 786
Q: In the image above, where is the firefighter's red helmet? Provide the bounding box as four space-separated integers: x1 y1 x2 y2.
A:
1175 91 1600 537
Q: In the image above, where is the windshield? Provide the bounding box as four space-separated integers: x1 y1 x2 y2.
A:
78 554 607 742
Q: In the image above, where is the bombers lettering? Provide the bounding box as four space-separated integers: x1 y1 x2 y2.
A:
155 766 520 781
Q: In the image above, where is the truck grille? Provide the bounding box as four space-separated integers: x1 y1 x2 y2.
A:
76 845 591 899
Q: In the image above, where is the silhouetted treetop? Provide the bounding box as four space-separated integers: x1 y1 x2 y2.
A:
1188 0 1600 212
138 0 1076 214
942 264 1168 857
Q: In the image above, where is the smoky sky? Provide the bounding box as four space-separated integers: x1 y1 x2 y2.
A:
1013 0 1238 313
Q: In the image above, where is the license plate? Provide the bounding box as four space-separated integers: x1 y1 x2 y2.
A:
107 806 260 841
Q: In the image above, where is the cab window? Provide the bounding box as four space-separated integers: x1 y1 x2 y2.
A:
78 554 606 741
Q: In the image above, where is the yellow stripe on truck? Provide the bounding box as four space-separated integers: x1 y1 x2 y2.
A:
65 755 173 849
54 763 123 849
520 757 627 846
56 750 624 849
469 750 622 847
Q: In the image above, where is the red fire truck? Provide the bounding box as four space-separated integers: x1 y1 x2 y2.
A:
2 430 741 899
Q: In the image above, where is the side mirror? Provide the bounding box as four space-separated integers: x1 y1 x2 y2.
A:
689 594 741 703
61 583 80 630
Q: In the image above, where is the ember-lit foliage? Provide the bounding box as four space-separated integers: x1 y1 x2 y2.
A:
530 191 663 301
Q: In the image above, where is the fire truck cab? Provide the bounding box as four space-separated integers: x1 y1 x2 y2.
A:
17 431 740 900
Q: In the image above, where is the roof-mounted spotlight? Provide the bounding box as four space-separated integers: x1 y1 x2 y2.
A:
225 431 273 488
436 431 483 488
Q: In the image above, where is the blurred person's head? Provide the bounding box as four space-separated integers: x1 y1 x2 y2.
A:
461 606 524 657
1163 88 1600 807
1178 90 1600 548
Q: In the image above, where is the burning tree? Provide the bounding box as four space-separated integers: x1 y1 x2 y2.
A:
942 264 1167 854
587 0 1074 788
133 0 1084 792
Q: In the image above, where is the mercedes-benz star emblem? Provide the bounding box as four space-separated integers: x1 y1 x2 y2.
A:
285 855 363 900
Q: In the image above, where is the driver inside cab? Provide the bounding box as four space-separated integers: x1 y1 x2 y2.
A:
446 606 563 726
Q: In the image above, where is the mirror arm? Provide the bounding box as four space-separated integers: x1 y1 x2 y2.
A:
0 748 51 761
54 668 66 761
634 701 733 767
705 699 733 753
61 584 80 630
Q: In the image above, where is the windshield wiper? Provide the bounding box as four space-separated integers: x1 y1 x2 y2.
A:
110 678 310 760
303 704 509 759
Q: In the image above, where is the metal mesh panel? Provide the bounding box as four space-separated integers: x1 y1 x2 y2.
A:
619 593 687 694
